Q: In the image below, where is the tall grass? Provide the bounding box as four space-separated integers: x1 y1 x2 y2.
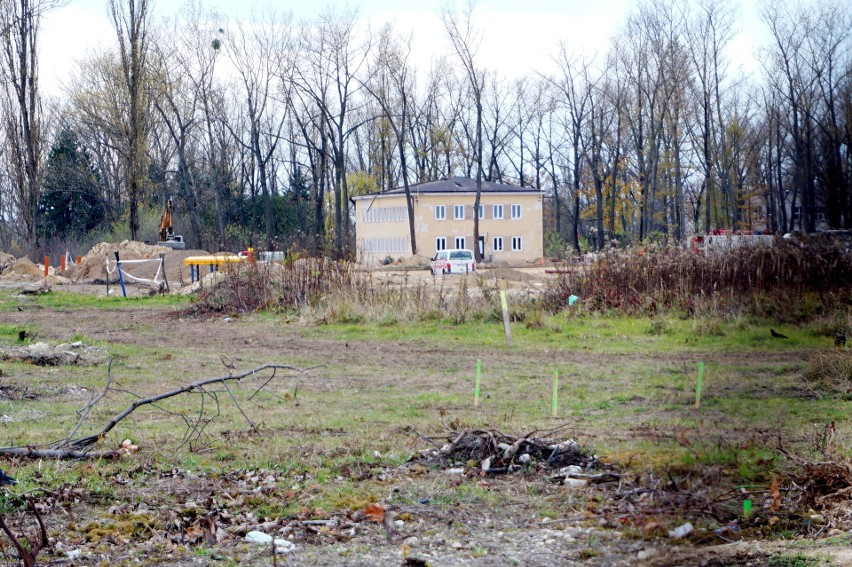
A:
187 259 508 324
188 241 851 325
543 241 852 320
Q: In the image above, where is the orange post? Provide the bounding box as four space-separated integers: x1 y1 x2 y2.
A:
44 256 49 277
77 255 82 264
61 255 66 272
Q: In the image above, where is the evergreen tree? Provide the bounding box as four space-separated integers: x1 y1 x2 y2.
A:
38 130 106 239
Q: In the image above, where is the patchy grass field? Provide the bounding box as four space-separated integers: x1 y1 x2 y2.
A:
0 285 849 566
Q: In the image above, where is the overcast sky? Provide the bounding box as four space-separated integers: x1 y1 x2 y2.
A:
39 0 769 96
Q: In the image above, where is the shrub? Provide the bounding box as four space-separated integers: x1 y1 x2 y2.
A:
542 241 852 320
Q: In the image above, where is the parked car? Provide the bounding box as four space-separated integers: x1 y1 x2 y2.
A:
430 249 476 275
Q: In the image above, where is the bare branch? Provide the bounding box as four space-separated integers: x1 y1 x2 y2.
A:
0 363 306 459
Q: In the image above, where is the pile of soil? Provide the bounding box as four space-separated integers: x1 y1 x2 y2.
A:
395 254 431 268
0 251 14 272
64 241 209 287
0 256 69 285
480 266 539 282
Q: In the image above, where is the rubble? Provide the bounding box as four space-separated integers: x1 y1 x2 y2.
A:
1 341 108 366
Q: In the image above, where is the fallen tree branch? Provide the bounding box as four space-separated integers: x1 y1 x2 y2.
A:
0 497 50 567
0 363 305 459
53 355 114 448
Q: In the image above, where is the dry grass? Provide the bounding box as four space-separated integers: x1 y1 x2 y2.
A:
804 350 852 396
544 241 852 320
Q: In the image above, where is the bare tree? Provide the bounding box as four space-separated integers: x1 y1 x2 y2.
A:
685 0 738 232
365 25 418 254
441 1 486 261
109 0 152 241
226 8 292 251
0 0 59 256
150 1 224 250
63 50 129 226
295 7 372 258
551 47 592 253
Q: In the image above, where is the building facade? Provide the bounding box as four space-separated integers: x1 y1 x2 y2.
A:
353 177 543 265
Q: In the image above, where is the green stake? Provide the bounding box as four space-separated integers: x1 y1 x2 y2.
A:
695 361 705 408
743 499 752 517
474 359 481 407
552 371 559 418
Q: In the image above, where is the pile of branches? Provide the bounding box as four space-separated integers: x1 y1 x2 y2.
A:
604 468 742 531
408 428 605 475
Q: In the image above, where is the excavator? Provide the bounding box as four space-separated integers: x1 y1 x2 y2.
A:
157 197 186 249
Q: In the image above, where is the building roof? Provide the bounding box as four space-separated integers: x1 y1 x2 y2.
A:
359 177 542 198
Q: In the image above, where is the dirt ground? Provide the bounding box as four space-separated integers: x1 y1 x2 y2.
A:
1 291 850 565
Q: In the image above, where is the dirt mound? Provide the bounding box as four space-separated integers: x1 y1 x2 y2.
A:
8 257 43 278
64 240 210 287
480 266 539 282
0 251 14 272
396 254 431 268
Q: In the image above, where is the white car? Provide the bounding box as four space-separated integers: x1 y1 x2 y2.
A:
431 249 476 275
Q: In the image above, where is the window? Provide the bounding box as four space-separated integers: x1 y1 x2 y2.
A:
493 204 504 219
493 237 504 252
455 236 466 249
435 205 446 220
512 236 522 251
511 204 522 219
436 237 447 252
454 205 465 220
478 205 484 219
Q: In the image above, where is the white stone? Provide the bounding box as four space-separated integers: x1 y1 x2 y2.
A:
245 531 273 544
564 478 588 488
446 467 465 475
560 465 584 475
638 548 656 560
518 454 531 464
668 523 694 538
274 538 295 554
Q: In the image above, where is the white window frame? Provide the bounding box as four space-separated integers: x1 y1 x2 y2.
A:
511 236 522 251
435 205 446 220
511 204 522 219
454 205 465 220
493 236 504 252
436 237 447 252
493 204 504 220
455 236 466 249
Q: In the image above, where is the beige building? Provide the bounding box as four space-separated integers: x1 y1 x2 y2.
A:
353 177 543 265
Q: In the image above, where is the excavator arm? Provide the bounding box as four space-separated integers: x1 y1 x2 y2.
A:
159 198 174 242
